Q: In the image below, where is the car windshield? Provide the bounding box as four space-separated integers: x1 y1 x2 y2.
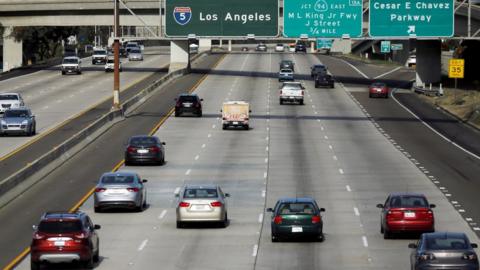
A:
282 61 292 65
4 110 29 117
0 95 18 100
389 196 428 208
107 59 114 63
179 96 197 102
426 236 469 250
131 49 141 54
280 69 292 73
127 44 138 48
38 220 82 233
184 188 218 199
278 203 316 215
283 83 302 90
129 137 157 147
372 83 386 88
101 175 135 184
63 58 78 64
277 44 283 46
313 66 326 71
94 50 107 55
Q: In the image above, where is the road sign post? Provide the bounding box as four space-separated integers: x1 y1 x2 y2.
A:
165 0 278 37
369 0 454 38
283 0 362 38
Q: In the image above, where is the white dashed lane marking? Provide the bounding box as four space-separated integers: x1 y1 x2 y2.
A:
138 239 148 251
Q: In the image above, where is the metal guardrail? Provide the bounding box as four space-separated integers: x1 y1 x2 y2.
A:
413 85 443 97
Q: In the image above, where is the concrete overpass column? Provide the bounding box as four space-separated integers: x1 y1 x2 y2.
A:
199 38 211 52
228 40 232 52
2 27 23 72
415 40 441 86
331 39 351 54
170 40 189 72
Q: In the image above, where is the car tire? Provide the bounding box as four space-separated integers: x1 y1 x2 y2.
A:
222 124 227 130
317 233 324 242
93 243 100 262
280 99 283 105
175 111 180 117
315 83 319 88
383 228 392 239
176 221 184 229
77 71 82 75
30 260 40 270
299 100 304 105
380 224 384 234
197 111 202 117
84 255 95 269
271 234 279 242
124 159 131 166
244 124 249 130
385 94 389 99
331 84 334 89
94 206 101 213
369 93 373 98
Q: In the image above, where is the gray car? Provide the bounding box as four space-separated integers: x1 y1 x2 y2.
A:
0 107 36 136
409 232 479 270
128 48 143 61
175 184 230 228
94 171 147 212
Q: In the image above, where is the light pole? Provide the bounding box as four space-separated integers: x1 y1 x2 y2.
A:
113 0 121 110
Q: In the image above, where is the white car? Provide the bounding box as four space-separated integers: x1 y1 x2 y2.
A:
92 49 108 65
406 55 416 67
61 56 82 75
275 44 285 52
0 93 24 114
105 58 123 72
189 43 199 53
128 48 143 61
279 81 305 105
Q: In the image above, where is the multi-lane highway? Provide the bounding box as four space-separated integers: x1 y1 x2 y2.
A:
4 51 480 270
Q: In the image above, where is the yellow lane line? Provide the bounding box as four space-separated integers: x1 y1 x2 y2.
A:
2 53 226 270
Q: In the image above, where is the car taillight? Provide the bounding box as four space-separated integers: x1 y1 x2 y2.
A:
311 215 322 224
195 103 201 108
273 216 283 224
74 232 87 239
95 188 106 192
127 187 139 192
386 210 403 220
426 210 434 219
210 201 222 207
179 202 190 207
127 146 136 153
33 232 45 240
419 253 435 261
149 146 159 153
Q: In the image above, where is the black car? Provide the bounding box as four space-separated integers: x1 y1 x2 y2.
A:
314 74 334 88
409 232 479 270
175 94 203 117
256 43 267 52
279 60 295 71
295 43 307 53
267 197 325 242
125 135 166 165
310 64 327 77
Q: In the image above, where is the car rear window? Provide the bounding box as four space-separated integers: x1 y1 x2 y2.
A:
39 220 82 233
4 110 29 117
426 236 468 250
130 137 157 146
372 83 386 88
179 96 197 102
389 196 428 208
184 188 218 199
94 50 107 55
278 203 316 215
0 95 18 100
63 58 78 64
101 175 135 184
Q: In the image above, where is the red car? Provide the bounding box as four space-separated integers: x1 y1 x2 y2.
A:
369 82 389 98
30 211 101 270
377 192 435 239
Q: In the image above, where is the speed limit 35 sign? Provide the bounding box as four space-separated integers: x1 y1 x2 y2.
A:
448 59 464 79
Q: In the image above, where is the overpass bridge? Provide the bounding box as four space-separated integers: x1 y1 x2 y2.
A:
1 0 479 85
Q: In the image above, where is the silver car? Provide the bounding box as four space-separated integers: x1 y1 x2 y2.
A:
94 171 147 212
0 107 36 136
128 48 143 61
175 184 230 228
409 232 479 270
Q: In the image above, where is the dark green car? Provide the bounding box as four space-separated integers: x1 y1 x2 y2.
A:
267 197 325 242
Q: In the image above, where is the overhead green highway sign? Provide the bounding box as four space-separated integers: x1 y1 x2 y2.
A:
165 0 278 37
369 0 454 38
283 0 363 38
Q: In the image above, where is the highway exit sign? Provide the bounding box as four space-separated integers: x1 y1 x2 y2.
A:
283 0 363 38
369 0 454 38
381 40 391 53
165 0 278 37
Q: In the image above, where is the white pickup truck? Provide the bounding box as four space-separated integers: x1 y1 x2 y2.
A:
279 82 305 105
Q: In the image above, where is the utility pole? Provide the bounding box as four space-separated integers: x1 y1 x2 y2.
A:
113 0 121 110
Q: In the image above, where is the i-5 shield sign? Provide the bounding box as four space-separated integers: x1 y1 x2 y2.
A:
173 7 192 25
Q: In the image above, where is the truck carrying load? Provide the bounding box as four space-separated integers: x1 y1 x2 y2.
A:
221 101 251 130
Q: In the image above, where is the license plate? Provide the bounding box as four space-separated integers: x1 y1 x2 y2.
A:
193 205 208 210
183 103 192 107
137 149 149 154
54 241 65 247
292 226 303 233
233 121 239 125
404 212 416 218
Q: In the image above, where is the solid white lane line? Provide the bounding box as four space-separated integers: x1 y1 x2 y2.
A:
339 169 344 174
264 172 268 179
262 190 266 197
252 244 258 257
185 169 191 175
158 210 167 219
258 213 263 223
266 146 269 152
362 236 369 247
174 187 180 194
266 136 269 141
374 66 403 79
346 185 352 192
202 144 206 148
195 155 199 160
138 239 148 251
265 158 268 163
354 207 360 216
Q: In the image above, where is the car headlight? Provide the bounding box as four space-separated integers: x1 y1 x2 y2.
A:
22 120 28 125
419 253 435 261
1 120 6 125
462 253 477 260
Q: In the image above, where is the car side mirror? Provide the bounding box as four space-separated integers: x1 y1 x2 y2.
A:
142 179 148 183
174 193 180 197
249 110 252 113
376 204 384 208
162 142 166 145
225 193 230 197
200 99 204 101
94 224 101 230
319 208 325 212
266 208 273 212
220 109 222 112
472 243 478 248
408 243 417 249
429 204 436 208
